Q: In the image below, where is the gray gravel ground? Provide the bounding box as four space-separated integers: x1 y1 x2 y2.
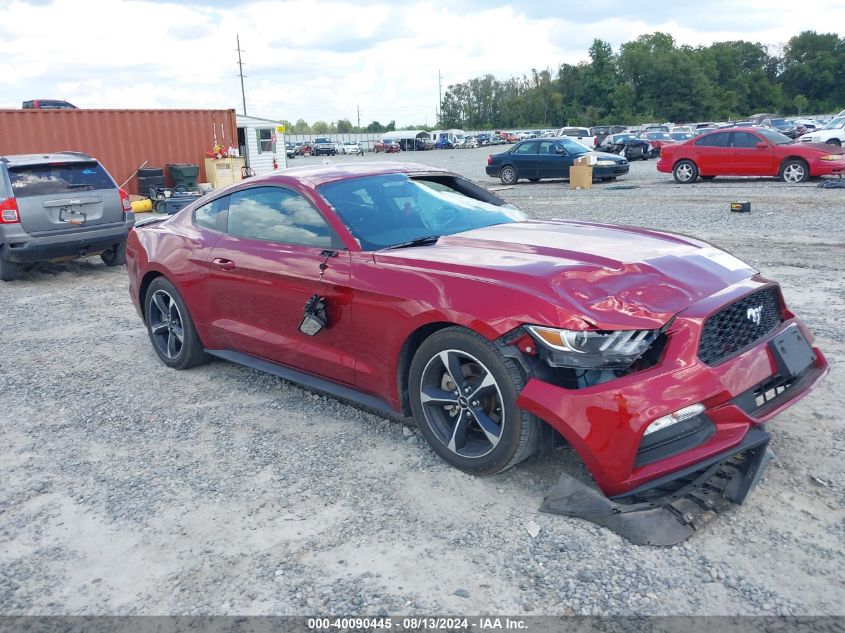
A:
1 147 843 616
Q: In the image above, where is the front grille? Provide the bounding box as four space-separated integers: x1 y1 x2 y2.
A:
698 287 782 365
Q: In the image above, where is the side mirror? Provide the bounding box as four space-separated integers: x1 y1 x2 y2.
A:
755 141 768 149
556 147 567 155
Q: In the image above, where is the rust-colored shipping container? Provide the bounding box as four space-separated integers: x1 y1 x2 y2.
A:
0 108 237 194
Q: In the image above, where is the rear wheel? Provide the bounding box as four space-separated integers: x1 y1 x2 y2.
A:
825 138 841 146
500 165 519 185
780 159 809 183
673 159 699 184
0 257 18 282
101 241 126 266
409 327 539 475
144 277 208 369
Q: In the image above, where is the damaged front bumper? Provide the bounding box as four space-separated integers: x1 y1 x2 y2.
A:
540 427 773 546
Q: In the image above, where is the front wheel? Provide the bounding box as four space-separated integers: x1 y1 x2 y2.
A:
144 277 209 369
408 327 539 475
500 165 519 185
673 159 699 184
780 159 809 183
825 139 841 146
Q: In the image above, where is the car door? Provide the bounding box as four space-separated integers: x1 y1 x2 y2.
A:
693 132 732 175
509 141 539 179
536 140 573 178
731 131 775 175
204 185 356 384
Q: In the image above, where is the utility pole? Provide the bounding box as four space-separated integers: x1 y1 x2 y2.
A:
437 69 442 123
357 105 360 130
236 34 247 116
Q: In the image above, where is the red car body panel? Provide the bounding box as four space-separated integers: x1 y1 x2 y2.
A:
126 163 828 496
374 140 400 153
657 127 845 177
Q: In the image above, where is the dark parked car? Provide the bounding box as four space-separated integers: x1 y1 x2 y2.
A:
126 162 827 537
657 127 845 183
313 138 336 156
590 125 627 144
22 99 77 110
486 138 628 184
640 131 676 157
285 143 296 159
597 133 651 160
760 118 799 139
0 152 134 280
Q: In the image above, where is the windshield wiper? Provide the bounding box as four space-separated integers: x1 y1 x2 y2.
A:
383 235 441 250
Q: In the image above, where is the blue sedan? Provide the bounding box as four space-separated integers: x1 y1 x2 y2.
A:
485 137 629 185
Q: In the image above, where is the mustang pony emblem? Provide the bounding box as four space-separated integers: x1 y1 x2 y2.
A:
747 305 763 326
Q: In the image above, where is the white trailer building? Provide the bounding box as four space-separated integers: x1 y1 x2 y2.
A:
236 114 288 175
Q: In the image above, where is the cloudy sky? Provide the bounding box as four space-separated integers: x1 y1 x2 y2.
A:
1 0 843 126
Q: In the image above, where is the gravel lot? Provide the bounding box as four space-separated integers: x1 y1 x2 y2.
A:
1 147 843 616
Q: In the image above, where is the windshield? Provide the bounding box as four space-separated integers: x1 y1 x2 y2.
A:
755 128 793 145
8 161 115 197
823 117 845 130
557 138 590 154
645 132 672 139
318 173 525 250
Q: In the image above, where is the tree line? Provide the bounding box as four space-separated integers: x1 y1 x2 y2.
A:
279 118 400 135
437 31 845 129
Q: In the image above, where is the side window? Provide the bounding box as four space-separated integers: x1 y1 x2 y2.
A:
227 187 334 247
695 132 730 147
732 132 761 148
539 141 558 155
514 141 538 155
256 128 275 154
194 196 229 232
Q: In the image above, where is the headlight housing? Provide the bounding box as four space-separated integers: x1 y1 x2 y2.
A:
819 154 844 161
526 325 661 369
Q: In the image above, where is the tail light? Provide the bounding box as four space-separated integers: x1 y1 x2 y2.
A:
593 136 598 147
0 197 20 223
487 155 493 165
118 187 132 213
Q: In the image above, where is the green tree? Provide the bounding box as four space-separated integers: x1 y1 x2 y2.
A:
793 94 809 115
336 119 353 133
781 31 844 112
291 119 310 134
365 120 385 133
311 121 330 134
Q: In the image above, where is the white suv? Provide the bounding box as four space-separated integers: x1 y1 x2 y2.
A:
798 116 845 146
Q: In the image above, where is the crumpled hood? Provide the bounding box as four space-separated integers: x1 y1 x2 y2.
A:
374 220 756 329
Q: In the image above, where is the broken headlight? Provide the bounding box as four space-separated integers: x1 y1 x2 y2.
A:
526 326 660 369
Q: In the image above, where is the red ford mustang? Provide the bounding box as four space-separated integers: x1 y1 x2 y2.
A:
657 127 845 183
126 162 827 521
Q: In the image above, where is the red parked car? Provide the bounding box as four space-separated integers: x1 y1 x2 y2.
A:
126 163 827 535
373 139 400 153
640 131 676 158
658 127 845 183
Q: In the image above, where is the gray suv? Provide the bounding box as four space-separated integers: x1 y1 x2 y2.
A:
0 152 135 281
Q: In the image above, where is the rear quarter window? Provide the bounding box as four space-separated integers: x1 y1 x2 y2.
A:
8 162 116 197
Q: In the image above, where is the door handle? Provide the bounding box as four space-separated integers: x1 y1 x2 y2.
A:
212 257 235 271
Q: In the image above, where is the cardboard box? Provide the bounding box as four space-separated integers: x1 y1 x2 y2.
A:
569 164 593 189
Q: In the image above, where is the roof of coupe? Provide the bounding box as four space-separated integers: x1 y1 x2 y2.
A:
265 161 448 187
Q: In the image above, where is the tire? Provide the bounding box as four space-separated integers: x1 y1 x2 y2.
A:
408 327 540 475
144 277 209 370
825 139 841 146
100 241 126 266
0 257 18 282
780 159 810 184
673 159 699 184
500 165 519 185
